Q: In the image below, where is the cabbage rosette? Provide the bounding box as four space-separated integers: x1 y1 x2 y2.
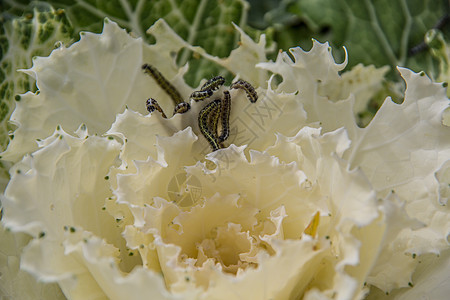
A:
1 19 449 300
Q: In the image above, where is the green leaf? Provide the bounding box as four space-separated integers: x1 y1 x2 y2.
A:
287 0 449 79
246 0 298 29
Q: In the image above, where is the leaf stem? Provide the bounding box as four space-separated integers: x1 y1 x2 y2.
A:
178 0 209 66
363 0 398 67
398 0 412 65
118 0 146 38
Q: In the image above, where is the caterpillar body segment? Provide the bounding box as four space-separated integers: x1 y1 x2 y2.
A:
218 91 231 143
190 89 214 101
146 98 168 119
230 79 258 103
200 76 225 92
142 64 184 105
198 99 222 151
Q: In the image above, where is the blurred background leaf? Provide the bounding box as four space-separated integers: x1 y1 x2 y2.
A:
248 0 449 80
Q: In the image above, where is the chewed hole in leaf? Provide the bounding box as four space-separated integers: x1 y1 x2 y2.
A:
269 73 283 89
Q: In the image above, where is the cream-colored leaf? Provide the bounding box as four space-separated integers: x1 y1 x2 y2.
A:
346 68 450 255
2 128 120 240
318 64 389 115
257 40 347 95
435 160 450 206
0 226 66 300
0 127 142 298
2 20 153 162
257 41 359 139
365 249 450 300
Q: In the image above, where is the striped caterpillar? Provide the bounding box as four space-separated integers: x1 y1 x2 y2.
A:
142 64 257 151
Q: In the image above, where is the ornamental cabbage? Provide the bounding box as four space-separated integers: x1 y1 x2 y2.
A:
1 19 449 300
